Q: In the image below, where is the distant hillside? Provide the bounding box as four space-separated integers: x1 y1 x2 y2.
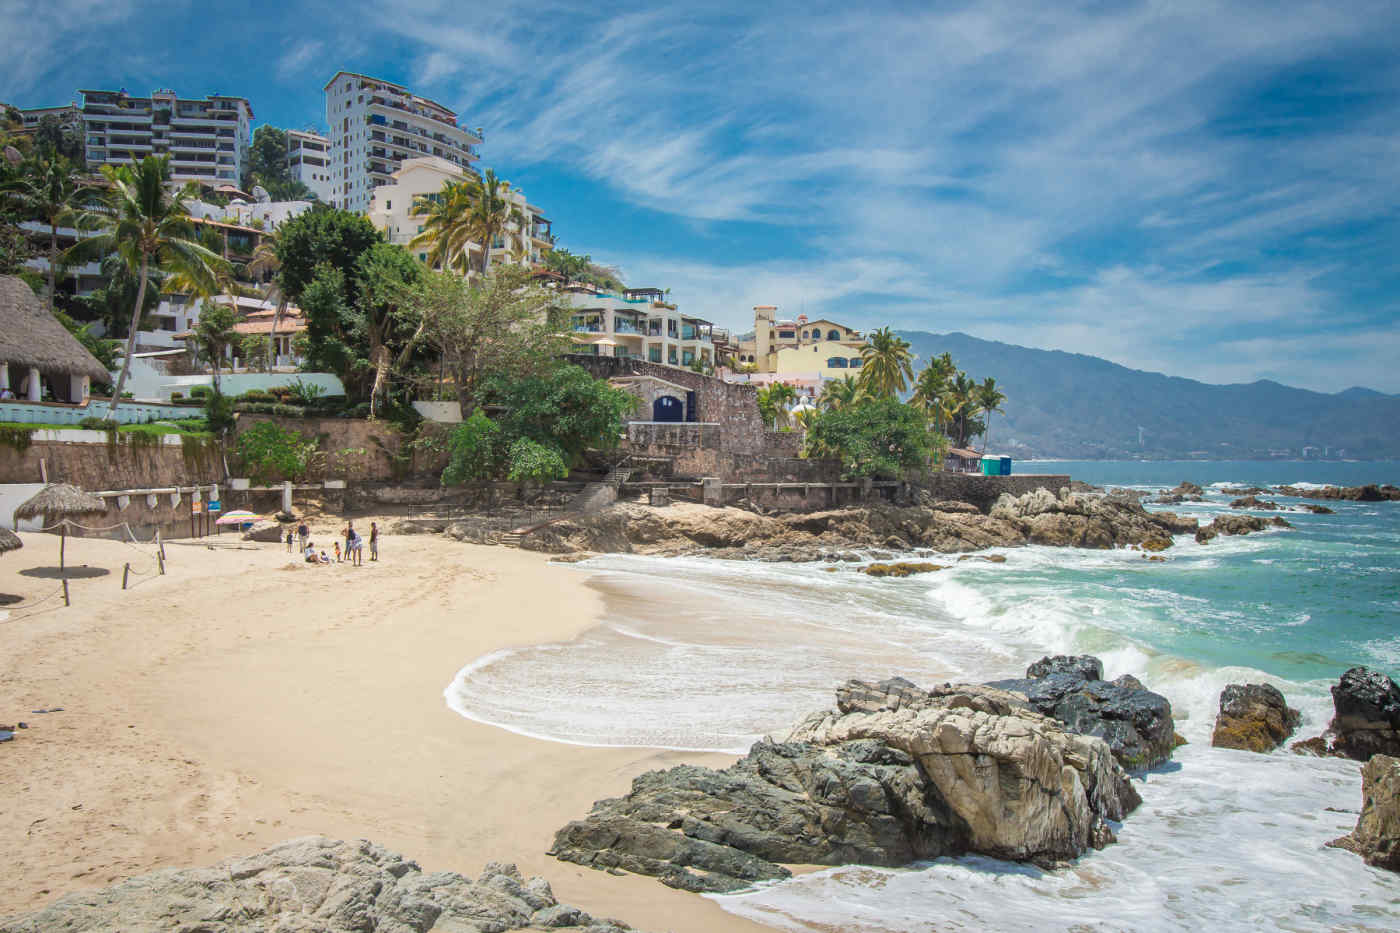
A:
895 331 1400 460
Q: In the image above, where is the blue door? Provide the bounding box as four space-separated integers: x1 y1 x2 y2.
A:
653 395 684 422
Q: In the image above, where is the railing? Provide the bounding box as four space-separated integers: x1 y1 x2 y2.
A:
0 397 195 426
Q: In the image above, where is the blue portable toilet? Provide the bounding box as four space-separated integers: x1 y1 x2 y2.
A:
1000 456 1012 476
980 456 1000 476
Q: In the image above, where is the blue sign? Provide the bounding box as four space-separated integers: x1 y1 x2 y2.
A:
208 501 221 512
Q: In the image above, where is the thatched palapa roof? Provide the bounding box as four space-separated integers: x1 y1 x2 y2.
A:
13 483 108 525
0 275 110 382
0 527 22 555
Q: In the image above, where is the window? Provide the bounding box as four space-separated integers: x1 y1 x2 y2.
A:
778 330 795 339
828 329 841 340
827 357 849 368
849 358 863 368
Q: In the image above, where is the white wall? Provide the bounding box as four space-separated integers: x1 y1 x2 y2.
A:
158 373 345 400
0 483 48 530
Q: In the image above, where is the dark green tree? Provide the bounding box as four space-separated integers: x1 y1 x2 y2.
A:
804 396 942 479
244 125 289 191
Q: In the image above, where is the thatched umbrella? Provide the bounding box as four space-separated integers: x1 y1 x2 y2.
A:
0 527 21 555
13 483 108 573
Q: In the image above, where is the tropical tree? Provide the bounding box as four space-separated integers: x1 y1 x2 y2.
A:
192 301 239 394
408 179 476 273
911 352 956 428
856 326 914 398
946 371 984 448
757 382 798 428
803 396 941 479
67 155 223 416
0 154 96 311
818 374 864 411
975 376 1007 454
542 246 590 284
247 231 286 369
354 241 424 417
468 169 522 274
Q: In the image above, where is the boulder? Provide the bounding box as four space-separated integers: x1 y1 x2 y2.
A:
1328 755 1400 871
1277 484 1400 502
862 561 945 577
550 679 1141 892
1230 495 1281 510
1303 504 1336 514
1330 667 1400 761
1210 683 1301 752
1171 481 1204 496
988 489 1197 549
989 656 1176 771
1199 514 1269 537
1 836 641 932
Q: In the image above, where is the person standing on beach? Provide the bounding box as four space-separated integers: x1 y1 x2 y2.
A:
297 521 309 552
369 522 379 562
285 528 294 553
344 522 355 563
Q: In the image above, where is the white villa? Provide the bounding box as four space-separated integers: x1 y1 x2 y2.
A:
563 286 716 370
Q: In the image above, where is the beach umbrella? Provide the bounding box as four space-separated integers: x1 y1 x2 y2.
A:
0 527 22 556
12 483 107 573
215 510 261 526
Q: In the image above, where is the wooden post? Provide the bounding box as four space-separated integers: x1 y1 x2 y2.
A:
62 577 69 607
157 549 165 575
122 563 130 590
157 529 165 562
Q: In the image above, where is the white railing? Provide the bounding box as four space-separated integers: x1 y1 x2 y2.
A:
0 397 195 426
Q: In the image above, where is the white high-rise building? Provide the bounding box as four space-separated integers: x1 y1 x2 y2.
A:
323 71 482 213
285 129 333 201
78 88 252 184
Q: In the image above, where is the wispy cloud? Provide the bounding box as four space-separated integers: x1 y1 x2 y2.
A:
277 40 325 81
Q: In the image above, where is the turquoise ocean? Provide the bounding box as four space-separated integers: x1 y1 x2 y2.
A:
447 461 1400 931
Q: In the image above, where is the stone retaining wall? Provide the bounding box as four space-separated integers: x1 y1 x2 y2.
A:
925 473 1073 511
0 431 221 488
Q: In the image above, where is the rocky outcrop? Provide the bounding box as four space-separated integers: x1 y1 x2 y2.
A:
1210 683 1301 752
1 836 641 932
1302 504 1336 514
1153 481 1205 504
988 656 1176 771
1292 667 1400 761
862 561 945 577
1276 484 1400 502
1194 512 1292 543
514 491 1198 561
550 679 1141 893
1230 495 1281 510
1328 755 1400 872
1329 668 1400 761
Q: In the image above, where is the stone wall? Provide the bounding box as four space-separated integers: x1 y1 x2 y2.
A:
924 473 1073 512
0 431 221 489
230 416 452 482
567 355 769 454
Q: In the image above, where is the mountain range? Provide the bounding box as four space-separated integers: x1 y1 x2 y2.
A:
894 331 1400 460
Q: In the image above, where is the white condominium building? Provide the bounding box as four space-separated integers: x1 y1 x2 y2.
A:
367 156 553 270
285 129 333 201
78 88 252 183
323 71 483 213
565 287 716 371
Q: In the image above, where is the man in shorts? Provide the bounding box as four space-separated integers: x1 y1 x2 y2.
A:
369 522 379 561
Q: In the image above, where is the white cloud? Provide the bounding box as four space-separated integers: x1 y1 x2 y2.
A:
277 40 325 81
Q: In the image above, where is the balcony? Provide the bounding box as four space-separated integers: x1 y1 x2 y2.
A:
613 318 643 335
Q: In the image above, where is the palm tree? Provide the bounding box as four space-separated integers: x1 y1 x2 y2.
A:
757 382 798 428
67 155 223 416
947 372 979 447
911 352 956 431
469 169 523 274
818 374 864 411
975 376 1007 454
856 326 914 398
0 154 95 311
246 232 285 369
409 179 476 273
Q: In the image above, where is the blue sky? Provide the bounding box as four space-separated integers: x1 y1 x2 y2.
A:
4 0 1399 392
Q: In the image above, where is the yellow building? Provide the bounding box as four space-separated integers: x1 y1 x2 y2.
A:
733 306 864 374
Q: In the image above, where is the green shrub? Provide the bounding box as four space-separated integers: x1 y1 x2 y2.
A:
204 390 235 434
170 392 183 401
189 385 212 399
441 411 503 486
78 416 111 430
238 389 276 403
505 437 569 483
233 421 320 485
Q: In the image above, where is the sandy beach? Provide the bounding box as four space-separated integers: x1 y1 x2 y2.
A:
0 523 771 932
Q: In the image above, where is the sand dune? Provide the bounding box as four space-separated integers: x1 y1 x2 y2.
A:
0 524 770 932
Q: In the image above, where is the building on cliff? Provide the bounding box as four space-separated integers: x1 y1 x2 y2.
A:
731 305 866 377
562 286 718 371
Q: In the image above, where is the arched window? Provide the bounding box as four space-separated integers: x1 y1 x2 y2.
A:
849 358 863 368
827 357 849 368
827 329 841 340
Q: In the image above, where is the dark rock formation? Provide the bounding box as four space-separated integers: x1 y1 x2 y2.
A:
988 488 1197 549
989 656 1176 771
1230 495 1281 510
1153 481 1205 504
1330 668 1400 761
1328 755 1400 872
862 562 945 577
1276 484 1400 502
1210 683 1301 752
1195 513 1288 541
1303 504 1336 514
0 837 641 932
1220 486 1267 496
551 680 1141 893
